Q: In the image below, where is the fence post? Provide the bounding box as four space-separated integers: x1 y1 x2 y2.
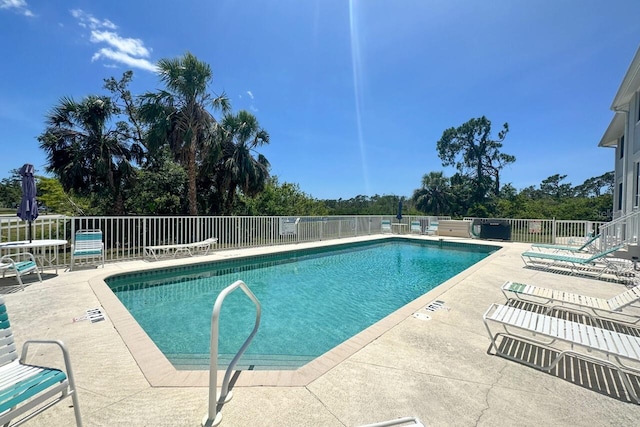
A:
143 218 147 257
551 218 556 244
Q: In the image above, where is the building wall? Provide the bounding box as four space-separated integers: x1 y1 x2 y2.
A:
619 92 640 216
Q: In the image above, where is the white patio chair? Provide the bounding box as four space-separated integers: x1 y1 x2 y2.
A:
70 230 104 271
0 252 42 290
0 296 82 426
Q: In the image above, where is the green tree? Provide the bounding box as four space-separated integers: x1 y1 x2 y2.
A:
103 71 147 163
213 110 270 214
539 174 573 199
238 177 328 216
37 176 89 215
0 169 22 209
411 171 453 215
574 171 614 197
436 116 514 202
124 149 188 215
38 95 135 214
140 52 230 215
519 185 542 200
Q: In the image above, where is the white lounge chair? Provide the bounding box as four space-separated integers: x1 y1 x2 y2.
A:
521 244 625 277
381 220 392 234
483 303 640 403
530 233 600 253
144 237 218 261
0 252 42 290
70 229 104 271
0 296 82 426
188 237 218 255
501 280 640 324
410 221 422 234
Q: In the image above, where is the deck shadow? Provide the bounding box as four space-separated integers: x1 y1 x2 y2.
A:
490 299 640 404
495 335 640 404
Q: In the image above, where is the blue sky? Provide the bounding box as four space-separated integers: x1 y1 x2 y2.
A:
1 0 639 200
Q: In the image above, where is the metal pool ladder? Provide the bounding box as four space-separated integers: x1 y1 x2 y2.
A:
202 280 261 427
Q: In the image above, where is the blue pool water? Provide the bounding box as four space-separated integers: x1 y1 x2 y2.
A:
106 239 496 370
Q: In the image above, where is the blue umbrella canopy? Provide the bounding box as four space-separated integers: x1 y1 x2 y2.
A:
396 200 403 220
17 163 38 242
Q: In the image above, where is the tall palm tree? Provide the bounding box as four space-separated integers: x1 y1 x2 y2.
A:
412 171 453 216
38 96 134 214
213 110 270 214
139 52 230 215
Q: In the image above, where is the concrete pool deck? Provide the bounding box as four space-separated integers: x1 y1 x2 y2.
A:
2 235 640 426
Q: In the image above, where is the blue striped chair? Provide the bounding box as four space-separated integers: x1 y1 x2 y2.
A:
70 230 104 271
0 252 42 290
0 296 82 426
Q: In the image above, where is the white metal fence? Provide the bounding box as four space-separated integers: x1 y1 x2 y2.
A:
0 214 610 270
597 210 640 251
463 217 607 246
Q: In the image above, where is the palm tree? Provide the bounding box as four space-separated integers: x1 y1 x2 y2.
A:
412 171 453 216
139 52 230 215
38 96 134 214
213 110 270 214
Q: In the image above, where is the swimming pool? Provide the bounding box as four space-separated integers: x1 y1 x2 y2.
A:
106 238 497 370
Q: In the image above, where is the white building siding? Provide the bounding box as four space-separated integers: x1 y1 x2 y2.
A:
600 46 640 217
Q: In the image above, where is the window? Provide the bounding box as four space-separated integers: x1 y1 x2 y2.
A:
633 162 640 208
620 135 625 159
619 182 624 211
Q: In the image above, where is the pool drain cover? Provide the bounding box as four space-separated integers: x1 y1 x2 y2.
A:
412 312 431 321
424 300 449 312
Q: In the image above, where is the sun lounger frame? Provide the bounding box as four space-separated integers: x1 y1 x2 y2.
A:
521 244 626 277
483 303 640 403
501 280 640 325
144 238 218 261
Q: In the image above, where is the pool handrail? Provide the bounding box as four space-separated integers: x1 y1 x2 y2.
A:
203 280 261 427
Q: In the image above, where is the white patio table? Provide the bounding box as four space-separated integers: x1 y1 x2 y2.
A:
391 223 408 234
0 239 68 274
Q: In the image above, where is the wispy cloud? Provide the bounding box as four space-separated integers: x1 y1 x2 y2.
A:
70 9 115 30
245 90 258 112
70 9 156 73
0 0 34 17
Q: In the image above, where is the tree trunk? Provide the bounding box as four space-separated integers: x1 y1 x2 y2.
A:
188 138 198 216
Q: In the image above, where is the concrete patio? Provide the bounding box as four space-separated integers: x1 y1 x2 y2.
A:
2 235 640 426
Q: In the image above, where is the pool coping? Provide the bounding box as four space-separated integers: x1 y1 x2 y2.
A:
89 234 505 387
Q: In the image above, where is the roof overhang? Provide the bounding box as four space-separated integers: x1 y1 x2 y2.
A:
599 112 625 147
611 46 640 110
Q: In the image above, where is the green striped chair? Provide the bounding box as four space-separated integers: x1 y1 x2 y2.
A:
0 252 42 290
0 297 82 426
70 230 104 271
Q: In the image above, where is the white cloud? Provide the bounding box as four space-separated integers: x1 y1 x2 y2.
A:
70 9 116 30
246 90 254 99
0 0 34 17
90 31 151 58
71 9 156 73
92 48 157 73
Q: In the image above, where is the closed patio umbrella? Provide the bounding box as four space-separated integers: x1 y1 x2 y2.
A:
396 200 403 220
17 163 39 243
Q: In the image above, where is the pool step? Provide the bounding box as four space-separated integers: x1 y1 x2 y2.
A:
167 353 314 370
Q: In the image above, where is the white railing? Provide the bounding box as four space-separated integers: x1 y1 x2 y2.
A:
0 214 614 270
203 280 261 427
463 217 608 246
597 209 640 252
